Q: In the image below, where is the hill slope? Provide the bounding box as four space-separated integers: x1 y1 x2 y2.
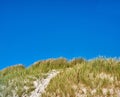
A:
0 57 120 97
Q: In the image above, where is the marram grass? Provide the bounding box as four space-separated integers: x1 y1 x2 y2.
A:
42 58 120 97
0 57 120 97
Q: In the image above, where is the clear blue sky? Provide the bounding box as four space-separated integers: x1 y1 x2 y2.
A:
0 0 120 69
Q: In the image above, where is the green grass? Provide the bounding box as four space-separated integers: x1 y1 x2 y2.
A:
0 58 72 97
0 57 120 97
42 57 120 97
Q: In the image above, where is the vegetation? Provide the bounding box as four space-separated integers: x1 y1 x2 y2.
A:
0 57 120 97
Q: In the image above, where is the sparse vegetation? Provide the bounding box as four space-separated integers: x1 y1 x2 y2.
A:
0 57 120 97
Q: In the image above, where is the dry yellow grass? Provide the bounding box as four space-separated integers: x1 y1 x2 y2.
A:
0 57 120 97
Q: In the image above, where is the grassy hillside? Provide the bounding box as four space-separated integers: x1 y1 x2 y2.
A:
0 57 120 97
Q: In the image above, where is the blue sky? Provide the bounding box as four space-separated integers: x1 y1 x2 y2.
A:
0 0 120 69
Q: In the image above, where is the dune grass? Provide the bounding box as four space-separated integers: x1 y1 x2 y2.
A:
0 57 120 97
0 58 72 97
42 58 120 97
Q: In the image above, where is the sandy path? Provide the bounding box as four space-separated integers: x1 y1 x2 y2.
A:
29 70 59 97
